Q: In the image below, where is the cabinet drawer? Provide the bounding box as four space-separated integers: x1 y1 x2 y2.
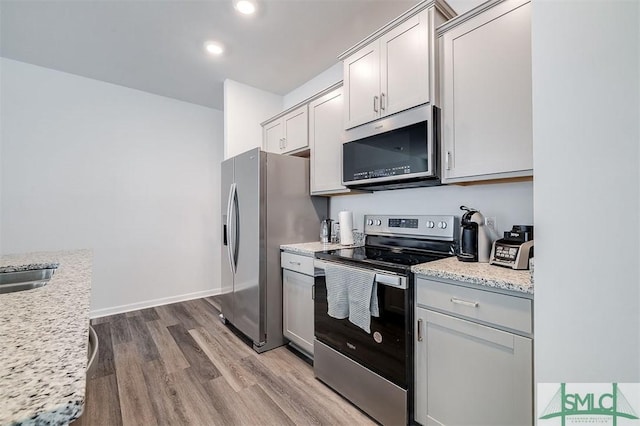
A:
281 252 314 276
416 278 532 334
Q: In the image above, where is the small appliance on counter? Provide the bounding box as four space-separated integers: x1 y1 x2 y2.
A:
490 225 534 270
457 205 493 263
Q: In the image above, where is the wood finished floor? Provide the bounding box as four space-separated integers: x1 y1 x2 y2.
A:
73 297 375 426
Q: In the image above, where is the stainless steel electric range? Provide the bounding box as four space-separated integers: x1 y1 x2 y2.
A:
313 215 459 425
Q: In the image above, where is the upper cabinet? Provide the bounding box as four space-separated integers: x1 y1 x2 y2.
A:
309 84 350 196
340 1 455 130
262 83 350 195
439 0 533 183
262 105 308 155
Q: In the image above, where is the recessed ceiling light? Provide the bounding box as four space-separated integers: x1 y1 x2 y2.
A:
204 41 224 56
234 0 256 15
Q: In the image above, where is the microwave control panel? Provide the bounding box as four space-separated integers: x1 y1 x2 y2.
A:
353 165 411 180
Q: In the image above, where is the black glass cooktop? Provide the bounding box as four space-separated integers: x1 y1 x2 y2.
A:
316 235 456 272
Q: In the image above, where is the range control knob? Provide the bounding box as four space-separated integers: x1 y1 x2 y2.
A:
438 221 447 229
426 221 435 228
367 219 374 226
375 219 382 226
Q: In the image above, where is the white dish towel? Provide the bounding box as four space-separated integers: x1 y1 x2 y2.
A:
325 263 379 333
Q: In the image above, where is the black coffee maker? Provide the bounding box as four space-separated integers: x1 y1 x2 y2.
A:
457 206 492 263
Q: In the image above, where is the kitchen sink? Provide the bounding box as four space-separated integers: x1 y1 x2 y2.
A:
0 268 56 294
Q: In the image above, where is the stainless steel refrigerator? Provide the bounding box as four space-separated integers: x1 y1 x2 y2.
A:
220 148 327 353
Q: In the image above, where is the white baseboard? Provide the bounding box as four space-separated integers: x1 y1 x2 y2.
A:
90 288 222 319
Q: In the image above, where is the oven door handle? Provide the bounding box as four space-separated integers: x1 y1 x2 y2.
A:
374 274 405 289
314 259 407 289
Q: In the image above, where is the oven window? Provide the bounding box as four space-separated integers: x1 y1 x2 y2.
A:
343 121 429 182
314 276 408 388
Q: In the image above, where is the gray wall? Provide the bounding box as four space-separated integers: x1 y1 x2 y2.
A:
329 181 533 237
1 58 225 317
532 1 639 382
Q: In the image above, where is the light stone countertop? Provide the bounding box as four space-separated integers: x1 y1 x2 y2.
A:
281 232 365 257
280 241 360 256
412 256 534 295
0 250 92 426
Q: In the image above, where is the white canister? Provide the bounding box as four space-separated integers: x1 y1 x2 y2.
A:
339 211 354 245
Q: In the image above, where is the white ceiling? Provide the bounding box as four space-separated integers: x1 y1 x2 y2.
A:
0 0 480 110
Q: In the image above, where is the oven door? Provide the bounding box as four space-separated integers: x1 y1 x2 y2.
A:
313 260 410 388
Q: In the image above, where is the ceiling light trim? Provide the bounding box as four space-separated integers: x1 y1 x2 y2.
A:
234 0 256 15
204 41 225 56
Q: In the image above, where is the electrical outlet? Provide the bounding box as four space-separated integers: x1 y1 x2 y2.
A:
485 216 497 233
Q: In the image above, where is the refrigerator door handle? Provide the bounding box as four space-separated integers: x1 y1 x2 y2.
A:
226 183 237 274
232 184 240 269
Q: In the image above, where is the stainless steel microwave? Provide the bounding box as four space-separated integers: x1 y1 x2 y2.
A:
342 104 440 191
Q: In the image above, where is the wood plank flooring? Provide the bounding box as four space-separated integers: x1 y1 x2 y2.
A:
74 297 375 426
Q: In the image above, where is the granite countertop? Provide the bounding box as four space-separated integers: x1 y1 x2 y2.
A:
412 256 534 295
281 241 351 256
281 232 365 256
0 250 92 425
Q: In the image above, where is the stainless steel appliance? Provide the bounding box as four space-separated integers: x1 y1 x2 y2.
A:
342 105 441 191
220 148 327 353
314 215 458 425
457 205 492 263
490 225 534 269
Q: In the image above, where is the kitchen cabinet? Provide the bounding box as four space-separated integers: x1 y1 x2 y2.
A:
309 84 351 196
262 105 308 155
414 277 533 425
439 0 533 183
281 251 315 357
342 10 429 129
340 1 455 130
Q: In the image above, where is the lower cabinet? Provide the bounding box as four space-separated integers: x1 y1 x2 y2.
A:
415 277 533 425
281 254 315 357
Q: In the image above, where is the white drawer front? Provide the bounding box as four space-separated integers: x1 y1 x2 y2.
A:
416 278 532 334
281 252 314 276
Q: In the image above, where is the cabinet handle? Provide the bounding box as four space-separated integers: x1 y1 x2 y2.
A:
312 284 315 300
446 151 452 171
282 137 286 149
417 318 423 341
373 95 379 113
380 92 385 111
289 261 301 266
450 297 479 308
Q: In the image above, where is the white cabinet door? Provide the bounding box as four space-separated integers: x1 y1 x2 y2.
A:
282 105 308 153
441 0 532 183
343 42 380 129
415 307 533 426
342 9 432 130
309 87 349 195
263 119 283 154
282 269 314 356
263 105 308 155
380 10 429 117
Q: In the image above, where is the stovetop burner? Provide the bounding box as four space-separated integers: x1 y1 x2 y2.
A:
316 214 459 272
320 245 448 268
